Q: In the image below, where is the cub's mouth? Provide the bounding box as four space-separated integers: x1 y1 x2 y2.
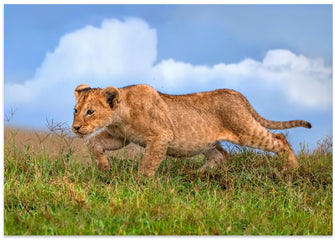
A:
72 126 93 138
73 131 85 138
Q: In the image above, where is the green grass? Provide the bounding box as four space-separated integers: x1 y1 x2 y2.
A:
4 136 332 235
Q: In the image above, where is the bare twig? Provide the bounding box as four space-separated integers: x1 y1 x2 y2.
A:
5 108 17 124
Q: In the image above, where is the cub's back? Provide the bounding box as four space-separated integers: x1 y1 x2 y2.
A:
158 88 244 117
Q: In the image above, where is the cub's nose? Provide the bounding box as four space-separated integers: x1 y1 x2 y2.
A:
72 125 81 132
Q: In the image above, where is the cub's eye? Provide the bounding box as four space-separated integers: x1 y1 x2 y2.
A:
86 110 94 115
74 108 78 114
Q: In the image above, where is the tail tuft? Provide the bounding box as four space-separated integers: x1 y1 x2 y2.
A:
306 122 312 129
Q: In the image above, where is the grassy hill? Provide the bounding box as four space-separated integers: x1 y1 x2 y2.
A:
4 127 332 235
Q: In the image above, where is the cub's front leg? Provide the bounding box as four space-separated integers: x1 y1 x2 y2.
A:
87 129 127 171
139 135 172 177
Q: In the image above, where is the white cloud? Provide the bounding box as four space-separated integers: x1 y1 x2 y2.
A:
6 18 157 106
4 18 332 127
152 49 331 109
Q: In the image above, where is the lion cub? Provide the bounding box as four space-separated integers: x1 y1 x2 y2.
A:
72 84 311 177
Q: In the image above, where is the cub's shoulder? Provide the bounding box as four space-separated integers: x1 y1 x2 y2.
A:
120 84 159 96
121 84 156 91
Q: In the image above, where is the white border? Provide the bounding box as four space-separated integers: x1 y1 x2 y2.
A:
1 0 334 4
1 1 334 239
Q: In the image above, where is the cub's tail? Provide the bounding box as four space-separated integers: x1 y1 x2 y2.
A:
241 94 312 130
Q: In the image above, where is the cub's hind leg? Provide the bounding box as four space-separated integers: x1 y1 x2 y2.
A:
199 142 229 172
219 119 298 170
237 123 298 170
272 133 298 169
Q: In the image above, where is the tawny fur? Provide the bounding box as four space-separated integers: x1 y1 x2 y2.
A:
72 84 311 177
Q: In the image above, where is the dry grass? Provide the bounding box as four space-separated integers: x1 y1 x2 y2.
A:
4 127 144 164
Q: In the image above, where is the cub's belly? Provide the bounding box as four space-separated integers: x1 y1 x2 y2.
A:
166 123 222 157
166 141 215 158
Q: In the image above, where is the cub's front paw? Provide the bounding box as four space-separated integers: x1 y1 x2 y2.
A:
97 162 111 171
138 168 155 178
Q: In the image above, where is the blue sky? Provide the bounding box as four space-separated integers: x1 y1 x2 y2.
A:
4 4 333 152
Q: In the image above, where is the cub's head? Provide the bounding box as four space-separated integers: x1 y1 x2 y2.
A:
72 84 120 137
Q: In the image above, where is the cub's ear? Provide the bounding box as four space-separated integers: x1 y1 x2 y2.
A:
102 87 120 109
74 84 91 100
